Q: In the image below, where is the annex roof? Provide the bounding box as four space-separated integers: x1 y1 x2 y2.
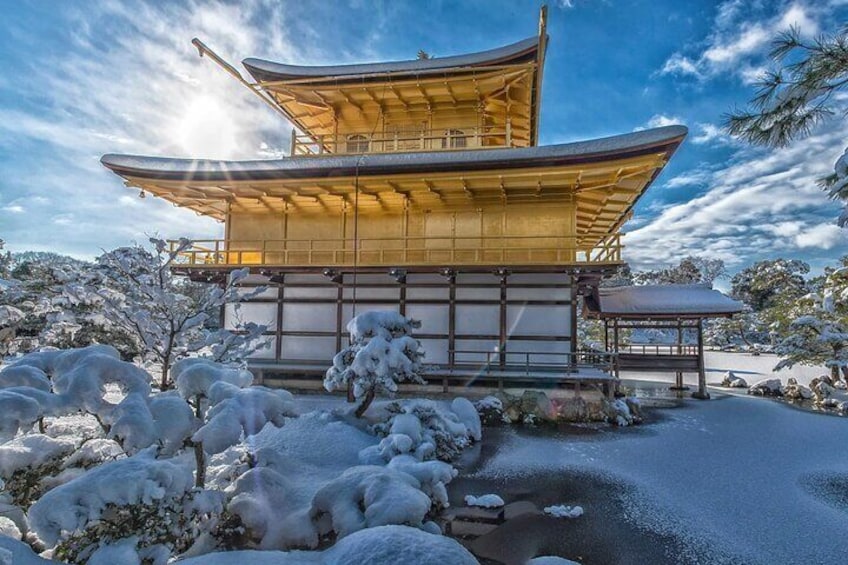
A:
586 284 744 319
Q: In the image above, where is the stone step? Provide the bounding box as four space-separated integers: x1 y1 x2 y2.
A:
445 506 505 523
503 500 540 520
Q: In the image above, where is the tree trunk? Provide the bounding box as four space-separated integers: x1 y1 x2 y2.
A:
354 388 376 418
831 364 840 382
346 380 355 403
160 356 172 391
194 442 206 488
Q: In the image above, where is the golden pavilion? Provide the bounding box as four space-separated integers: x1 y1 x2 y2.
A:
100 8 721 395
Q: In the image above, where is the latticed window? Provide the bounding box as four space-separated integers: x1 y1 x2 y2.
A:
345 134 370 154
442 129 467 149
387 122 425 150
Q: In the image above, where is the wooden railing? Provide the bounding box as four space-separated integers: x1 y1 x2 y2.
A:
617 343 699 356
290 124 513 157
449 349 617 376
169 233 623 267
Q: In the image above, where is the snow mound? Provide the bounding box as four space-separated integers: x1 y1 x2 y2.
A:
0 391 43 441
0 536 52 565
28 450 193 546
0 366 51 392
0 434 75 479
149 393 197 455
176 525 477 565
11 345 120 377
109 393 157 452
465 493 505 508
527 557 581 565
87 537 141 565
543 504 584 518
63 439 125 469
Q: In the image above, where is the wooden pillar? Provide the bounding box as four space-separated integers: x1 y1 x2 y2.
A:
570 276 578 356
670 318 688 391
447 271 457 368
275 275 284 362
335 281 344 352
499 271 508 369
692 318 710 399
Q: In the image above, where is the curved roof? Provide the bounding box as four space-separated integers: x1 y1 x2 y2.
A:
101 125 687 182
243 36 541 84
587 284 744 319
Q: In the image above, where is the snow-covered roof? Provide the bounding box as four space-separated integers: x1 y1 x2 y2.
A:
101 125 687 182
243 36 541 84
588 284 744 319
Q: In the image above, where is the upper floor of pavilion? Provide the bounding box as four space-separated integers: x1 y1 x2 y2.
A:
237 11 548 157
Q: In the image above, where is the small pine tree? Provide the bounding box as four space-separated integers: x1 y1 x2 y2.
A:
324 311 425 417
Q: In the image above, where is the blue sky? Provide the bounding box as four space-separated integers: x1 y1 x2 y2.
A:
1 0 847 277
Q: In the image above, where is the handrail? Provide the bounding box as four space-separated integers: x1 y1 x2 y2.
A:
290 125 513 157
616 343 699 356
168 233 623 268
448 348 617 377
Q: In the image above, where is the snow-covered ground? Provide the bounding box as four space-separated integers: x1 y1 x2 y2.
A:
467 395 848 563
625 351 828 388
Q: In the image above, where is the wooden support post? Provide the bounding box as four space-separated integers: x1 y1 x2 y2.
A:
692 318 710 400
670 318 689 391
447 271 457 369
275 276 284 362
499 271 508 369
335 281 344 353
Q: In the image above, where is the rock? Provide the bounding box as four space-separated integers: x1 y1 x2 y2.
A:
556 397 587 421
503 501 540 520
721 371 748 388
474 396 504 426
519 391 555 421
748 378 783 396
782 378 813 400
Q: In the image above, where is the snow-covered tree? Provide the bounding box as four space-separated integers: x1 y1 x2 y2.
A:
90 238 268 389
726 24 848 224
325 311 425 417
704 306 769 349
730 258 810 339
634 256 727 286
776 267 848 383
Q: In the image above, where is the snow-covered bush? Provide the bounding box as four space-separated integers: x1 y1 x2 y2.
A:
0 434 75 507
325 311 425 417
310 466 434 539
474 395 505 425
369 398 480 462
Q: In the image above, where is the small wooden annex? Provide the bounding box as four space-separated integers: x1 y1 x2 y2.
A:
100 8 696 393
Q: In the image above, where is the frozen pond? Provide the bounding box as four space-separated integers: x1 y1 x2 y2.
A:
450 395 848 564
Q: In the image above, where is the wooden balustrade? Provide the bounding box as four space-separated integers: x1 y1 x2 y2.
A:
168 233 624 267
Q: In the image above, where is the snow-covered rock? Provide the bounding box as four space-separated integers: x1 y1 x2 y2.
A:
465 493 505 508
748 378 783 396
451 397 482 442
0 516 21 539
0 536 52 565
721 371 748 388
781 378 813 400
543 504 584 518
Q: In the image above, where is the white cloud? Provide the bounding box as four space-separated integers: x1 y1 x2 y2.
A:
691 122 735 145
660 1 826 82
0 1 317 258
623 118 848 270
635 114 685 132
3 205 25 214
795 223 843 249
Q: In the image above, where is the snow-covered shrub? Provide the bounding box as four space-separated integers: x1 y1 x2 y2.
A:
0 391 43 441
192 382 294 455
325 311 425 417
309 466 433 540
369 399 479 462
474 395 505 425
173 358 253 400
543 504 584 518
0 434 75 507
0 365 51 392
53 489 228 564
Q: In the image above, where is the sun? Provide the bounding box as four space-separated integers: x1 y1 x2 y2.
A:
170 95 239 159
